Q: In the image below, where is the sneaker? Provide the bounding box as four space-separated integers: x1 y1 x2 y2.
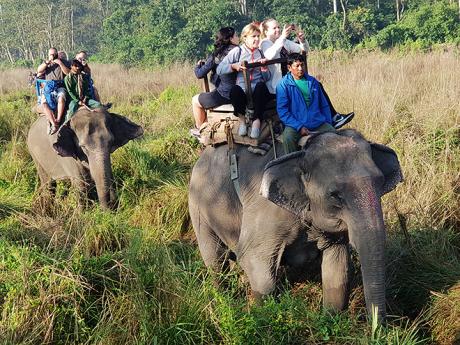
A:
250 126 260 139
189 127 201 138
333 112 354 129
238 123 247 136
49 125 58 135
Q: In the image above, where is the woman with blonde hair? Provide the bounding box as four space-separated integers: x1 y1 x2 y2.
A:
217 23 272 138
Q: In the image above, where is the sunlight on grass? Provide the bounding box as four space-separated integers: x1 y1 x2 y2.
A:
0 50 459 344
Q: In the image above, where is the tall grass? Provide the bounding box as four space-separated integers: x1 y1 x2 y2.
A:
0 50 459 344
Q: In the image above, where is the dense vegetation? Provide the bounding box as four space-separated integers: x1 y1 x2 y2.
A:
0 50 459 344
1 0 459 66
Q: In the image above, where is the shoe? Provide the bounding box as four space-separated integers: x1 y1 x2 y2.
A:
250 126 260 139
238 123 247 136
189 127 201 138
333 112 354 129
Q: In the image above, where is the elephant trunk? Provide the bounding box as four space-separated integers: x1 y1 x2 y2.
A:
347 180 386 322
88 152 116 210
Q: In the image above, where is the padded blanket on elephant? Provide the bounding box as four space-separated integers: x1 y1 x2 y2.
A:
199 113 277 147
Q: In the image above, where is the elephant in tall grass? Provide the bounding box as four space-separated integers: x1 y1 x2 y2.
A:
27 108 143 209
188 129 402 320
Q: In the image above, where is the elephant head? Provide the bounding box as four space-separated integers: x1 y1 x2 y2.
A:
260 129 402 321
53 109 143 209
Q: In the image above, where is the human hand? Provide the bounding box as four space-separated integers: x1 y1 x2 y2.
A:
231 63 246 72
259 58 268 72
282 24 292 39
300 127 309 136
296 29 305 43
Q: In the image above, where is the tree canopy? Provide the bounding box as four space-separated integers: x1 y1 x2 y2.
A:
0 0 458 66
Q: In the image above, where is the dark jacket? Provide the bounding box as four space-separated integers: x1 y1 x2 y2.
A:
194 44 238 99
276 73 332 131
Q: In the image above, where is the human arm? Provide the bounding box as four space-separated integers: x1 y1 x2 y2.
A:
54 58 70 75
260 39 283 60
216 46 242 75
276 82 304 132
261 24 293 59
194 54 214 79
37 61 48 74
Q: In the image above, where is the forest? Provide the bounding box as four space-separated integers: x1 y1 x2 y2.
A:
0 0 459 66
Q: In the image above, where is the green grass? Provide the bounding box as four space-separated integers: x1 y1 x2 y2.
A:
1 56 459 344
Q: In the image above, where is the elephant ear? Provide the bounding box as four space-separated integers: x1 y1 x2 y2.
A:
370 143 403 195
108 113 144 153
53 125 86 161
260 151 310 217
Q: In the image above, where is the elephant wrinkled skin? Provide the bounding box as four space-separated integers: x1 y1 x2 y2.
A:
27 109 143 209
188 129 402 320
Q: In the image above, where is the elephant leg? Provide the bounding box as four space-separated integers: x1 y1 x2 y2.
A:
195 222 230 275
36 162 56 195
71 177 90 208
239 251 276 301
321 244 350 311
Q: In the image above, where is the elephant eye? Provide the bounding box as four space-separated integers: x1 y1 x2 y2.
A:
328 191 344 208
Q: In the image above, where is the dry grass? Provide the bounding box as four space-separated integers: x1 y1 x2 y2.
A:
81 62 196 103
1 50 459 343
0 68 30 95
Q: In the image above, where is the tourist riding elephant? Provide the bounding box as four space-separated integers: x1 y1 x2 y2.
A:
188 129 402 321
27 108 143 209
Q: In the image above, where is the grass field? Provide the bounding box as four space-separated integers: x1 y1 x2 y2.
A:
0 50 459 344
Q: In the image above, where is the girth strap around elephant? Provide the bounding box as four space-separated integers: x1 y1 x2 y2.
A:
225 120 243 204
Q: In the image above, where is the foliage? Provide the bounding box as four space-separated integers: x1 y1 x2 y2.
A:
1 0 459 65
368 2 460 49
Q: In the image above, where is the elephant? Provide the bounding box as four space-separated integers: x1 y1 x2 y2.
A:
188 129 402 321
27 108 143 209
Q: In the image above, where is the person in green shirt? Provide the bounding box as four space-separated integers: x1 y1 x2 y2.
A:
64 59 101 121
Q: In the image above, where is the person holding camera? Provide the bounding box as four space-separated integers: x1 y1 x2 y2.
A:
36 47 70 134
260 19 354 129
260 19 309 94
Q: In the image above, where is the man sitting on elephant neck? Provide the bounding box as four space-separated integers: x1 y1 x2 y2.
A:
64 59 102 122
276 53 336 154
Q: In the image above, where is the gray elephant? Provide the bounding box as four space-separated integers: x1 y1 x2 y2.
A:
189 129 402 320
27 108 143 209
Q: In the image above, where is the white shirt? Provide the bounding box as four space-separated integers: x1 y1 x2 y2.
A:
260 37 310 94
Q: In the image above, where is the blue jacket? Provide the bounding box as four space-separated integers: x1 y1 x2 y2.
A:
276 73 332 131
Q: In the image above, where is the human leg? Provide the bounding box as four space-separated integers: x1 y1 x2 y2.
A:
41 102 58 127
319 83 354 129
55 88 67 125
230 85 248 136
230 85 246 116
251 83 275 138
282 126 301 154
319 82 337 115
192 94 207 128
66 100 79 122
312 122 336 133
